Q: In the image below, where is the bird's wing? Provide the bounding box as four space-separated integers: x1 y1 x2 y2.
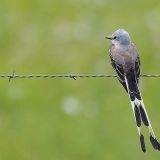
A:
135 55 140 84
129 43 141 84
109 49 128 91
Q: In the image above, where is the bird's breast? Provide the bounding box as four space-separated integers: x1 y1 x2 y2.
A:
111 46 134 67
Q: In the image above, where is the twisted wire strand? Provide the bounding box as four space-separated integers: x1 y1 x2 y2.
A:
0 74 160 81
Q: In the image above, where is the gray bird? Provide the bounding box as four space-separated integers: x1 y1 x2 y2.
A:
106 29 160 152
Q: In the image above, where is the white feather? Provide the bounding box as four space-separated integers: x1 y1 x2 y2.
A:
140 100 156 138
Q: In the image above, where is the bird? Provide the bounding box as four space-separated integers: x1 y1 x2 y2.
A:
106 28 160 152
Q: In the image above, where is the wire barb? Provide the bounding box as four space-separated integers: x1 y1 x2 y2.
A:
69 75 77 80
8 70 16 82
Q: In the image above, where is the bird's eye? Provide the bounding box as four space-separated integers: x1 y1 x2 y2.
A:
114 36 117 39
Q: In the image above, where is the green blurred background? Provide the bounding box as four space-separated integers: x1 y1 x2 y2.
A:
0 0 160 159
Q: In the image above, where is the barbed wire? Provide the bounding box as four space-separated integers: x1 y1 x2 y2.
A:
0 72 160 81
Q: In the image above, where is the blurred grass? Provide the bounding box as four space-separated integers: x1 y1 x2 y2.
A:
0 0 160 159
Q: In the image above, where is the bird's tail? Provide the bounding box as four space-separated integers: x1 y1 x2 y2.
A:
124 72 160 152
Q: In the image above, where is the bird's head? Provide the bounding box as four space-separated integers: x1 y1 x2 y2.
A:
106 29 131 46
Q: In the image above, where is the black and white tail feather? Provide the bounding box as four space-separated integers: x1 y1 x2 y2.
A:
124 72 160 152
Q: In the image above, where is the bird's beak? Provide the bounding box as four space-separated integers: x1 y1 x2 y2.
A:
105 36 113 40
